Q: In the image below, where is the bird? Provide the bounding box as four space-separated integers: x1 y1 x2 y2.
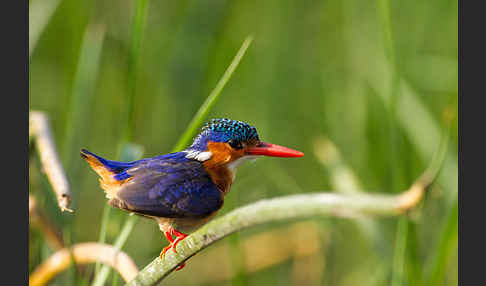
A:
81 118 304 270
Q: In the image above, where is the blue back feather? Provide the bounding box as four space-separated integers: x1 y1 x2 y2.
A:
112 152 187 180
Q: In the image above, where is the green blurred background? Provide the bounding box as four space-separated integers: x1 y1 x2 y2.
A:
29 0 458 285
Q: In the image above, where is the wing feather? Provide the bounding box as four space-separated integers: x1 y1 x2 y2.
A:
113 155 223 218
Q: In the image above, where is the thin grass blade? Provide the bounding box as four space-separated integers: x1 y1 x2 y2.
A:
172 36 253 151
29 0 62 56
93 0 150 283
424 202 458 286
62 24 106 172
391 217 409 286
92 143 144 285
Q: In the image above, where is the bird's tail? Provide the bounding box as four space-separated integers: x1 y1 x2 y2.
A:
80 149 140 197
80 149 138 181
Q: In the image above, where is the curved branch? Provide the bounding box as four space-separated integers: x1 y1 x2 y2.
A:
126 175 432 286
29 243 139 286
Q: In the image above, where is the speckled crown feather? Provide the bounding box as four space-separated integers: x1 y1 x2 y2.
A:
190 118 260 150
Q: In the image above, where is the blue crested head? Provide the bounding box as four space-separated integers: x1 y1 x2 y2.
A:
190 118 260 151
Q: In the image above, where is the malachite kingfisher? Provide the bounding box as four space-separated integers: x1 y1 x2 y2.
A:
81 118 304 270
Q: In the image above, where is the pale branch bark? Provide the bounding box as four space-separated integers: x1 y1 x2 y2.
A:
29 111 72 212
29 243 139 286
126 175 432 286
177 221 323 284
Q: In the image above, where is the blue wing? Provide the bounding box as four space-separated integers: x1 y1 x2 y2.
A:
110 152 224 219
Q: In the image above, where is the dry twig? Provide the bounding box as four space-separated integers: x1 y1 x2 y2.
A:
30 111 72 212
29 243 139 286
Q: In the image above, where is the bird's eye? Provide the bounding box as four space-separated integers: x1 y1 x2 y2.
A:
228 139 243 149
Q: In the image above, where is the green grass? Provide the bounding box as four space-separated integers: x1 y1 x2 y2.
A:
93 2 151 284
29 0 458 285
425 202 458 286
172 36 253 151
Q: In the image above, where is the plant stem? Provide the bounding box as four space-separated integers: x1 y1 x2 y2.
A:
94 0 149 282
172 36 253 151
92 216 138 286
391 217 408 286
425 202 458 286
121 0 151 145
94 204 112 274
93 143 144 284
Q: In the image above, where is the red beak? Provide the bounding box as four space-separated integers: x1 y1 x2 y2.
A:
246 142 304 158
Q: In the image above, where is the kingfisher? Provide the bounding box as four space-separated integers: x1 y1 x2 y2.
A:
81 118 303 270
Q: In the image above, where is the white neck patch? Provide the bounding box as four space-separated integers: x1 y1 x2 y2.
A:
184 150 212 162
226 155 259 174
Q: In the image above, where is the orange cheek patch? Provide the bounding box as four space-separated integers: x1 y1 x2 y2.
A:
206 141 232 166
205 141 246 167
203 141 245 193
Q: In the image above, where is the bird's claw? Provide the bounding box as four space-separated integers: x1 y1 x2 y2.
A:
159 245 172 258
159 228 189 271
159 241 187 271
171 236 186 253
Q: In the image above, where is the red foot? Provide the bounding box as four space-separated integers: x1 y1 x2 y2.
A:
159 231 175 258
159 227 189 271
170 229 188 253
